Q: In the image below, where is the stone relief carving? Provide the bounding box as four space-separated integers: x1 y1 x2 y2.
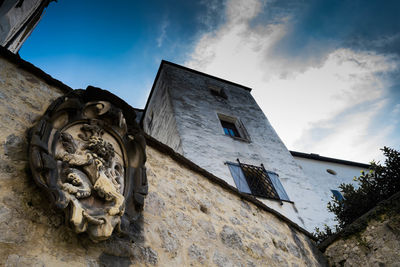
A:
29 88 148 242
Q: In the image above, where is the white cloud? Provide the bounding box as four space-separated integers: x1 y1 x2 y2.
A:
157 18 169 47
186 0 399 162
198 0 226 30
295 100 393 162
225 0 264 23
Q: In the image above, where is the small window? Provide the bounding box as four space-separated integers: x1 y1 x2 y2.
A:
217 114 250 141
221 120 240 138
330 189 344 201
209 85 227 99
226 161 290 201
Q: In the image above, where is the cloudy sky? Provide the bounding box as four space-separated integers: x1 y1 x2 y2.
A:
20 0 400 163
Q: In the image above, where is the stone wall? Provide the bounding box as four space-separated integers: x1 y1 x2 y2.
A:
322 192 400 267
143 69 183 154
0 52 327 266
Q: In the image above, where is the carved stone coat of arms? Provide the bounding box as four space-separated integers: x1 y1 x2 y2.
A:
29 88 148 242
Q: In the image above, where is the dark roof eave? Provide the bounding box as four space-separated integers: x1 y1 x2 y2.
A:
161 60 252 92
290 151 370 169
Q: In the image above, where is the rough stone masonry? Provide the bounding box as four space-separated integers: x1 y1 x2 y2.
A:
0 48 327 266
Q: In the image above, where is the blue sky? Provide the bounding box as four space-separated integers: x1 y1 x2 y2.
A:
20 0 400 163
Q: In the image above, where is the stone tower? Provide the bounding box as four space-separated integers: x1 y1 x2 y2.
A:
0 0 54 53
141 61 328 231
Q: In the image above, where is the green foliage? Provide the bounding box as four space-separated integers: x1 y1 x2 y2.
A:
314 147 400 242
313 224 340 242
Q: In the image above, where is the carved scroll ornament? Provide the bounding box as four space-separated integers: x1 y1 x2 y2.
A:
29 88 147 242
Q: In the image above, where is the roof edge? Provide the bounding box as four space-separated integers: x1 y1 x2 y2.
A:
290 150 370 169
161 60 252 92
140 60 164 128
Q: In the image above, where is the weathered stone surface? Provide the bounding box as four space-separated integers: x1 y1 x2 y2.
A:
158 227 180 255
220 225 244 250
131 246 158 265
287 243 301 258
197 219 217 239
247 242 264 259
264 222 280 236
98 253 132 267
145 192 166 216
213 251 232 267
0 215 30 244
276 240 288 252
324 211 400 267
249 227 262 238
4 134 26 161
198 198 211 214
142 247 159 265
239 209 250 219
0 55 326 266
272 253 289 267
230 216 242 225
5 254 45 267
188 243 207 263
175 211 193 231
241 200 251 210
0 158 16 174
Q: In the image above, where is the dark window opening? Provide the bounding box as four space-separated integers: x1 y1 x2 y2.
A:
326 169 337 175
221 120 240 138
218 114 250 141
227 160 290 201
209 86 228 99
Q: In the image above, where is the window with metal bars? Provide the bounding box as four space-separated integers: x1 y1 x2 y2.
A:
226 160 290 201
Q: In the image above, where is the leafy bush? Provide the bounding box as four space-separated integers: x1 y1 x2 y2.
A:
314 147 400 242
